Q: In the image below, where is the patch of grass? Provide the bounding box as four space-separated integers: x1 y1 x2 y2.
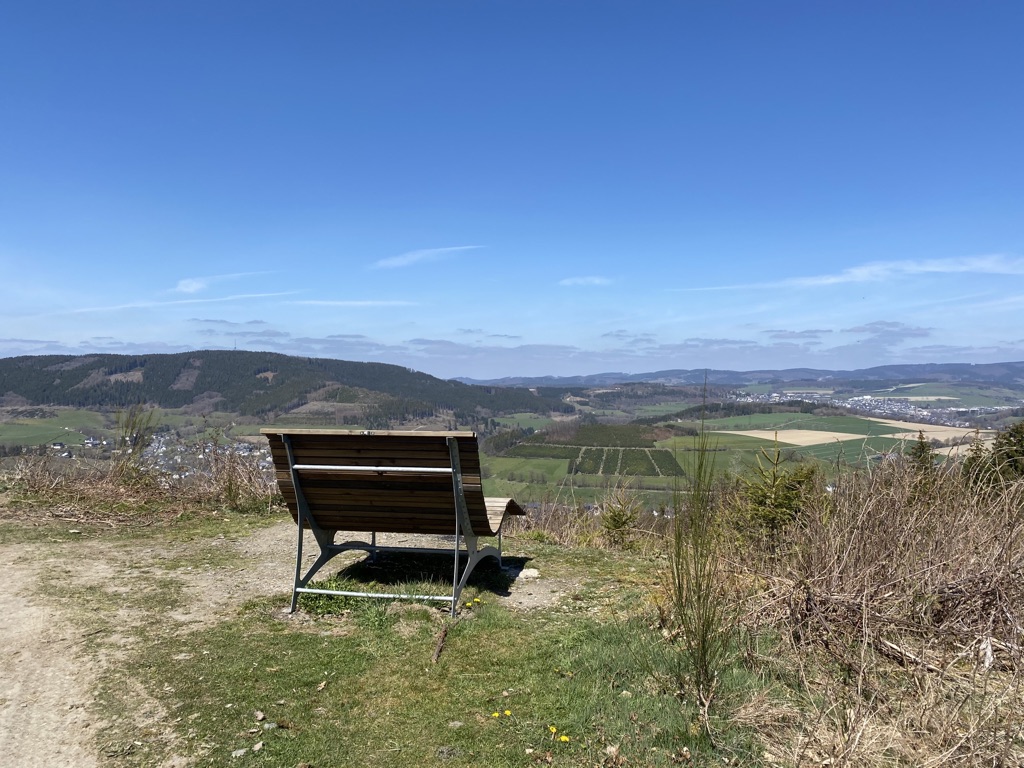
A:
493 413 556 431
706 413 901 435
632 400 705 417
504 444 580 460
295 551 517 615
0 407 109 446
10 434 1024 767
111 592 757 767
658 432 793 452
792 435 906 463
483 456 570 487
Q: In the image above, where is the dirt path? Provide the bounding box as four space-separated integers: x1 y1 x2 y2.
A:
0 521 571 766
0 524 298 767
0 544 102 767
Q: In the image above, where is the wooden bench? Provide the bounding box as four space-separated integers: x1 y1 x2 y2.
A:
262 429 524 615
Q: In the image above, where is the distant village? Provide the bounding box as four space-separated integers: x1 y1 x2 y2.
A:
736 390 1004 428
30 388 1016 474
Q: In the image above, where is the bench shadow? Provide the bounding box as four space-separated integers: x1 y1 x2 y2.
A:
331 552 533 597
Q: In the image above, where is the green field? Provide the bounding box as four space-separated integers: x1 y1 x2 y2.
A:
868 383 1024 408
657 432 792 451
0 422 84 447
493 413 557 431
0 408 109 447
491 416 906 492
485 456 570 485
0 406 272 449
703 413 902 435
792 435 910 463
631 401 702 417
506 444 581 459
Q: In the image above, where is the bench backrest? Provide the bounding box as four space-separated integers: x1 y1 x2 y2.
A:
262 429 497 536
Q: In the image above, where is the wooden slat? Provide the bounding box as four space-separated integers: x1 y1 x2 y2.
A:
261 428 476 438
264 428 516 537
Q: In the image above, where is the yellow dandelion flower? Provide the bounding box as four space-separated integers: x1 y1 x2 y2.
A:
491 711 500 717
473 597 481 603
504 710 511 716
559 735 570 742
548 725 557 733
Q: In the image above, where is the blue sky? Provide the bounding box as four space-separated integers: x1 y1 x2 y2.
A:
3 1 1023 380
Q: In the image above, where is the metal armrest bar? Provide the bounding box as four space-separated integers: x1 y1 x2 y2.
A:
292 464 453 474
295 587 453 603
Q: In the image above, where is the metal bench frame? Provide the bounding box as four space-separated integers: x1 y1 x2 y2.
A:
277 433 505 616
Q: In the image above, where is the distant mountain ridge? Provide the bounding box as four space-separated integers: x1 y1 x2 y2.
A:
456 361 1024 388
0 351 568 417
4 353 1024 418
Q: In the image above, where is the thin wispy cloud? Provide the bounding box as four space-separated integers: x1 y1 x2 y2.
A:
0 337 57 345
559 276 611 286
956 293 1024 313
843 321 932 345
763 329 833 340
173 271 273 293
292 300 416 307
40 292 299 316
786 255 1024 288
680 254 1024 292
190 318 269 326
370 246 481 269
223 329 292 339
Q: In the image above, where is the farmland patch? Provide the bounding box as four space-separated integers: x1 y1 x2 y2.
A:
724 429 879 447
863 418 987 444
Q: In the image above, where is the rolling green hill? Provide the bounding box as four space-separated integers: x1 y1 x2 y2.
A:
0 351 570 419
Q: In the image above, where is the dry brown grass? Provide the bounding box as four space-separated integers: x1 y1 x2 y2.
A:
503 498 671 550
4 445 278 527
740 461 1024 766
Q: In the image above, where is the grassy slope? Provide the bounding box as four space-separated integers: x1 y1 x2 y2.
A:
0 408 109 446
7 427 1024 767
19 516 752 767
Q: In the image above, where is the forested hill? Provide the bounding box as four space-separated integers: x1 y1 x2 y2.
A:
0 352 568 418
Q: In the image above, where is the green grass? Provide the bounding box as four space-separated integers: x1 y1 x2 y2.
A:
704 413 902 435
505 444 580 460
631 401 705 417
791 435 908 463
484 457 570 486
123 609 715 766
81 535 763 768
8 427 1022 767
0 422 79 446
619 448 658 475
657 432 792 451
493 413 556 431
868 383 1024 407
0 407 109 446
0 406 264 449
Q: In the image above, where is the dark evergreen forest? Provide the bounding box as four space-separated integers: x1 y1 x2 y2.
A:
0 351 572 420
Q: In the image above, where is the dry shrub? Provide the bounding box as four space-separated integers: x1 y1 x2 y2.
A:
187 441 277 514
503 498 670 550
3 453 176 527
503 500 602 547
3 439 278 526
743 459 1024 765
